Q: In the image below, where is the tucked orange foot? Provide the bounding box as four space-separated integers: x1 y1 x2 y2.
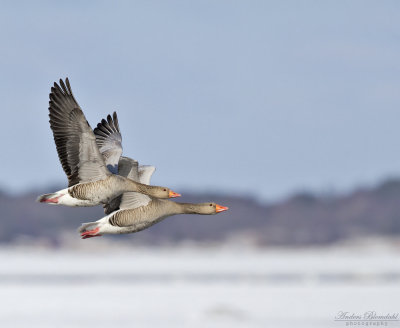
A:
81 227 102 239
41 196 60 204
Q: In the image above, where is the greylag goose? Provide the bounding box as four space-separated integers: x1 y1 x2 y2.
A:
79 156 228 239
37 78 180 206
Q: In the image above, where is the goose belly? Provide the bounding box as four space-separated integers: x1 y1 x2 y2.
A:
68 179 124 205
52 188 99 206
105 209 167 234
59 192 99 206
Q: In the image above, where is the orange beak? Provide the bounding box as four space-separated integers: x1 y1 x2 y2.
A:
169 190 181 198
215 204 229 213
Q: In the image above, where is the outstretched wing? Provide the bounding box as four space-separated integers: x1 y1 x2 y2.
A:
48 78 109 187
93 112 122 174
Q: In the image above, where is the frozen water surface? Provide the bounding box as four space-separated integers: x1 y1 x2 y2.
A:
0 245 399 328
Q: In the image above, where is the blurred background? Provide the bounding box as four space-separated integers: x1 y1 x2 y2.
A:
1 1 400 327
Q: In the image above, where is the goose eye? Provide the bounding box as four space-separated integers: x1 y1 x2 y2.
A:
210 204 213 206
163 189 167 192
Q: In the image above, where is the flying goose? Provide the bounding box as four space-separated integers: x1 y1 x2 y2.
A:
37 78 180 207
79 156 228 239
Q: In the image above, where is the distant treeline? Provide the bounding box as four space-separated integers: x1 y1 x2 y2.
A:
1 179 400 246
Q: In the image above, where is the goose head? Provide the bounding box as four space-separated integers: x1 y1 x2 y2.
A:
182 202 229 214
152 187 181 199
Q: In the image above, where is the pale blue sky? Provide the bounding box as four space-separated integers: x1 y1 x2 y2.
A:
1 1 400 200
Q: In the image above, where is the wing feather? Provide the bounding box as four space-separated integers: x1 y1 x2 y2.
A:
118 156 139 180
48 78 109 186
103 156 139 214
93 112 122 173
138 166 156 185
102 157 154 214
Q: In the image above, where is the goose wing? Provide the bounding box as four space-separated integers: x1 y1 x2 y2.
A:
118 191 151 211
93 112 122 174
138 166 156 185
119 163 156 209
102 156 138 214
103 157 155 214
118 156 139 181
49 78 109 187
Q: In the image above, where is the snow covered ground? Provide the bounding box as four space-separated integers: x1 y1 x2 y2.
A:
0 243 399 328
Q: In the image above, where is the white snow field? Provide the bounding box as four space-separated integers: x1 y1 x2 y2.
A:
0 243 399 328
